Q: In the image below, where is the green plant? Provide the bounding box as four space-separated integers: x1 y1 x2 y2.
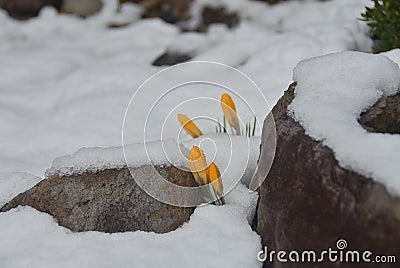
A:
361 0 400 53
216 116 228 134
216 116 257 137
245 117 257 137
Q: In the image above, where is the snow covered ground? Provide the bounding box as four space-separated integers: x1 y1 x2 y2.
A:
0 0 378 267
0 184 260 268
0 133 263 267
0 0 371 177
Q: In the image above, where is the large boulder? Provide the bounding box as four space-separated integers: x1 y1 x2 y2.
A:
255 83 400 267
1 164 196 233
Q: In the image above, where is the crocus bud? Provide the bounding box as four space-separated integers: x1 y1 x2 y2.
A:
207 162 225 205
220 94 240 135
188 146 209 186
178 114 203 138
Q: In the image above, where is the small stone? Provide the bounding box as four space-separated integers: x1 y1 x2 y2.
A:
152 52 192 66
61 0 103 17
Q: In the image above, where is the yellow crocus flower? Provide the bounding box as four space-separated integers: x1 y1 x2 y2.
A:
207 162 225 205
188 146 209 186
178 114 203 138
220 93 240 135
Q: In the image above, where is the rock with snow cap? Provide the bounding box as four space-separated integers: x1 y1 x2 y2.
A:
255 52 400 267
1 149 196 234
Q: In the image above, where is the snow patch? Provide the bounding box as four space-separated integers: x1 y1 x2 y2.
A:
46 139 184 177
0 172 42 207
46 134 260 192
382 49 400 66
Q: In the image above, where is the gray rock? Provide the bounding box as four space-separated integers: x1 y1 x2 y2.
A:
122 0 193 24
0 0 62 20
359 93 400 134
255 83 400 268
196 6 240 32
1 165 196 234
61 0 103 17
152 52 192 66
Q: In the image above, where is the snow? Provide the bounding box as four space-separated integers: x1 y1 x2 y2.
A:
0 14 177 176
0 0 371 177
45 135 260 194
0 172 41 207
1 134 262 267
0 0 377 266
44 139 183 178
383 49 400 66
1 134 261 267
107 3 143 26
45 146 125 177
289 51 400 196
166 24 228 56
0 183 261 268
